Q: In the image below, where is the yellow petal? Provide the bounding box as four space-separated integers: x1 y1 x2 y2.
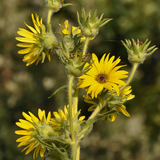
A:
16 135 31 142
38 109 45 121
79 116 85 121
17 43 34 48
15 130 33 135
16 120 33 129
18 48 31 54
17 28 35 39
24 142 35 155
24 21 37 34
62 29 69 35
46 111 51 124
16 37 36 43
108 112 117 122
64 20 69 29
40 147 46 157
28 112 39 123
53 112 61 119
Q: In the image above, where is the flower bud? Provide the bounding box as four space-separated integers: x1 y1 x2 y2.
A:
121 39 158 64
77 8 112 38
45 0 72 13
65 52 88 77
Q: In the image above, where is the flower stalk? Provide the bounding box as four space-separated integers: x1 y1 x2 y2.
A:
120 63 139 91
82 37 90 56
47 9 54 24
68 75 75 142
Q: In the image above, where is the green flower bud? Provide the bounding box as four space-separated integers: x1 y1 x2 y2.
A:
45 0 72 13
77 8 112 38
65 52 89 77
121 39 158 64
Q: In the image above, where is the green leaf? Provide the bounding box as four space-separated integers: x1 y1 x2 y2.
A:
42 135 73 145
48 85 67 99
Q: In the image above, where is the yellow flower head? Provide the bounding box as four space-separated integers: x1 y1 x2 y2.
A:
108 86 135 122
15 109 52 159
84 85 135 122
51 105 85 134
78 53 128 98
16 14 57 66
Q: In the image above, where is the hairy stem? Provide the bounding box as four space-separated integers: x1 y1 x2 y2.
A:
120 63 139 91
88 96 112 120
73 88 79 117
47 9 53 24
82 37 90 56
68 75 75 142
68 75 80 160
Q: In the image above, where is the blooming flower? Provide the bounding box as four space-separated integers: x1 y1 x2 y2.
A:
108 86 135 122
78 53 128 98
16 14 57 66
15 109 52 159
50 105 85 134
84 85 135 122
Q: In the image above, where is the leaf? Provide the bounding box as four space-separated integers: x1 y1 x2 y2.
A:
48 85 67 99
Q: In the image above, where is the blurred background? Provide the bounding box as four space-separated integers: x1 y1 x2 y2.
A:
0 0 160 159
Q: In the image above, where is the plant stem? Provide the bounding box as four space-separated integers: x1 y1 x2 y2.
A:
47 9 53 24
73 88 79 117
68 75 75 142
76 142 80 160
88 96 112 120
82 37 90 56
120 63 139 91
88 103 103 120
68 75 80 160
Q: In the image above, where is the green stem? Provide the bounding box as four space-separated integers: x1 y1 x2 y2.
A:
76 142 80 160
68 76 80 160
73 88 79 117
68 75 75 142
72 142 78 160
82 37 90 56
120 63 139 91
88 103 103 120
47 9 53 24
88 96 112 120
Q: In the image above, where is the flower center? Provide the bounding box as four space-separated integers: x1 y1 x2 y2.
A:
95 74 108 84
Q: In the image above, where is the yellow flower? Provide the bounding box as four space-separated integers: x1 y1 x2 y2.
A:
108 86 135 122
84 85 135 122
78 53 128 98
51 105 85 134
59 20 81 36
15 109 51 159
16 14 56 66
